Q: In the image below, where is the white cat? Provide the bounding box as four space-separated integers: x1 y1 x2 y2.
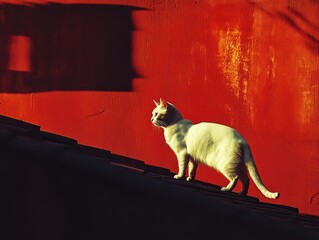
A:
151 99 279 199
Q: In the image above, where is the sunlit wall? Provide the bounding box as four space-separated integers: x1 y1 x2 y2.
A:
0 0 318 215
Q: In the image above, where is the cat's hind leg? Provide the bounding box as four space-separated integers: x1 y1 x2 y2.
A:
238 174 250 196
221 176 238 192
186 158 198 181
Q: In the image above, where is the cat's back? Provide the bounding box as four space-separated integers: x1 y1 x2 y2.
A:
186 122 246 166
189 122 241 138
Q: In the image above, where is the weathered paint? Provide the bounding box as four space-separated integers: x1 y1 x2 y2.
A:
0 0 318 215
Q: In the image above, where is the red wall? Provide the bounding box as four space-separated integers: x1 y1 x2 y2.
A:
0 0 318 215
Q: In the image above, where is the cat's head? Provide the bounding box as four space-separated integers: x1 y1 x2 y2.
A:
151 98 182 128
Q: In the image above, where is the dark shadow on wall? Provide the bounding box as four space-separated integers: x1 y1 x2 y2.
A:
248 0 319 53
0 4 144 93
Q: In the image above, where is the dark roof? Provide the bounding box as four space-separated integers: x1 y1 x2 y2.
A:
1 114 318 240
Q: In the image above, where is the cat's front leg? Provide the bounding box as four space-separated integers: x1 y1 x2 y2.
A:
174 152 189 180
186 158 198 181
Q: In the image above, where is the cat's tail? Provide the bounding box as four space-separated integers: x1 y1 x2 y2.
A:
244 146 280 199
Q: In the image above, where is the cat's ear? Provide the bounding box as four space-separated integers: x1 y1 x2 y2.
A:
160 98 168 108
153 100 160 106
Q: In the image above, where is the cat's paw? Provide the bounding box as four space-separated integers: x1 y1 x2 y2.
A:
221 187 231 192
186 176 194 181
174 174 183 180
238 191 248 196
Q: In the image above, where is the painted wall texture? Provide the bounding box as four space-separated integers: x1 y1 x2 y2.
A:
0 0 318 215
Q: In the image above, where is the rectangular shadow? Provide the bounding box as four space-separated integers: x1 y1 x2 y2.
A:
0 3 143 92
